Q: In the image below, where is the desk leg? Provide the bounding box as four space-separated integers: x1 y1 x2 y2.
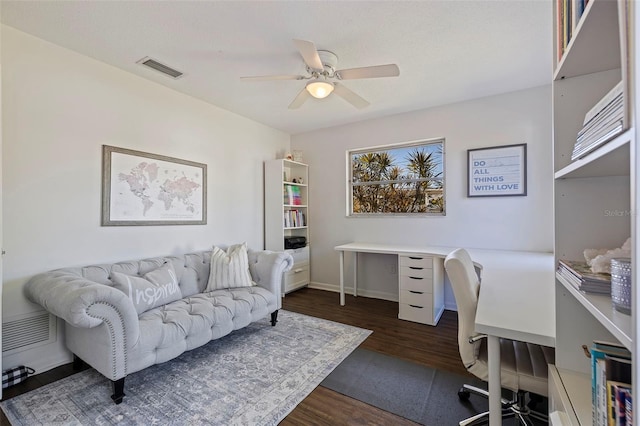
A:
353 252 358 297
339 250 345 306
487 335 501 426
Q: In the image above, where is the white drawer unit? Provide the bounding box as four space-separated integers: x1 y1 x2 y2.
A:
397 254 444 326
283 261 310 294
398 303 434 325
399 255 433 269
399 271 433 292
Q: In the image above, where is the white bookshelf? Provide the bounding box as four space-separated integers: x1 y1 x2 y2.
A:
264 159 310 295
550 1 636 424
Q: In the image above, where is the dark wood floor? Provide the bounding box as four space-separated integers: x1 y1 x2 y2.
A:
281 288 469 426
0 288 470 425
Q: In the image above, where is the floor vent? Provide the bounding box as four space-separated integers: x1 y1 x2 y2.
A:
2 311 56 355
137 57 184 79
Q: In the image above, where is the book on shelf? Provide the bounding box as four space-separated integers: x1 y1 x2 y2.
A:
572 82 624 160
285 185 302 205
557 259 611 294
584 82 623 125
556 0 586 62
590 341 631 426
283 209 305 228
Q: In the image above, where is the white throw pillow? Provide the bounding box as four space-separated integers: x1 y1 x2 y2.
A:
111 262 182 315
206 243 253 291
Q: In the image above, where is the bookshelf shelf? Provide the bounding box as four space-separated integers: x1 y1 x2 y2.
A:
554 0 621 80
265 159 311 295
556 273 632 349
551 0 635 424
554 367 592 426
284 182 308 187
554 132 630 179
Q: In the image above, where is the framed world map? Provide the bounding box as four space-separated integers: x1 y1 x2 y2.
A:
101 145 207 226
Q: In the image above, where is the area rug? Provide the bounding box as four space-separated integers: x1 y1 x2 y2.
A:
1 310 371 426
321 348 490 425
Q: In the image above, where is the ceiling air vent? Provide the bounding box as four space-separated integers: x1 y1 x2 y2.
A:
137 57 184 79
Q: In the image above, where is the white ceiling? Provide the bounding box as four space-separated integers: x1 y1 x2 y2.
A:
1 0 552 135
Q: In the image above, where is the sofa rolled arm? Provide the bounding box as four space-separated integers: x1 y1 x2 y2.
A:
248 250 293 303
24 270 140 341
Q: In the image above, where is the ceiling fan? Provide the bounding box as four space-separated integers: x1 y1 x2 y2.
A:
240 39 400 109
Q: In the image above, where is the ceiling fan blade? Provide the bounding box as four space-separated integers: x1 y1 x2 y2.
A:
336 64 400 80
293 39 324 71
240 74 305 81
288 87 312 109
332 83 370 109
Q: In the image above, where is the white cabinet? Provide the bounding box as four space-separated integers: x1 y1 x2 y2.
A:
397 254 444 325
264 159 310 295
549 1 637 423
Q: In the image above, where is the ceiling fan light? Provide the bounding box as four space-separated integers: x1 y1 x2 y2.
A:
306 80 334 99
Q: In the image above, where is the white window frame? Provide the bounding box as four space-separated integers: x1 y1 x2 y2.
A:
347 138 445 217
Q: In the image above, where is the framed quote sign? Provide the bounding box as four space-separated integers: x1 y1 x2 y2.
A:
467 143 527 197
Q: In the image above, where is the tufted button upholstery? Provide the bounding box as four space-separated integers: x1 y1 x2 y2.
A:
24 248 292 385
130 286 275 372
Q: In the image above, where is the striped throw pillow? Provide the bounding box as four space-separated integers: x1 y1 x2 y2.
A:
206 243 254 291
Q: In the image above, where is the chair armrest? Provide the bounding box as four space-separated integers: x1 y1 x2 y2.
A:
248 249 294 308
24 270 140 342
469 334 488 344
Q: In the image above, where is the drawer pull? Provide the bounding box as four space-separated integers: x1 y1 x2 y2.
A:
293 268 304 273
409 276 423 280
409 305 423 309
409 256 422 260
409 290 424 294
409 266 423 270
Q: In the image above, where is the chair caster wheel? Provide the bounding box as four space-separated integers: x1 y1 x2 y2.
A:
458 388 471 401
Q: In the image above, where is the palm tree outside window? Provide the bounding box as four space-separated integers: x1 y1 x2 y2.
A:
348 139 445 215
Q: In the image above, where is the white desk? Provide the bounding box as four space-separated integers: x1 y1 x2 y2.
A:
335 243 555 426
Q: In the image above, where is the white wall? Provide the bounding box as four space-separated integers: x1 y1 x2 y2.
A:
1 26 290 372
291 85 553 308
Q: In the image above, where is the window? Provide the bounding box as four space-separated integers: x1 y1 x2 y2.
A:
348 139 445 216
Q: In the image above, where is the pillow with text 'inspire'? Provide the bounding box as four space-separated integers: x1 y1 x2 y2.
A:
111 261 182 315
206 243 254 291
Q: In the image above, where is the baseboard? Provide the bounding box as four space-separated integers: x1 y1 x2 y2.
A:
445 302 458 311
308 282 399 302
3 348 72 377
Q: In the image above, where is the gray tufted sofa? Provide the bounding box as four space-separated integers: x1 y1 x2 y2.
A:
24 248 293 404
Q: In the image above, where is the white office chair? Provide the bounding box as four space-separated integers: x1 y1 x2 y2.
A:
444 248 555 426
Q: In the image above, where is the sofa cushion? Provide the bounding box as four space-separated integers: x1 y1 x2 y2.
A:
111 262 182 315
129 286 277 371
206 243 253 291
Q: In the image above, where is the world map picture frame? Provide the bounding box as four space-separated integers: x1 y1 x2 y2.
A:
101 145 207 226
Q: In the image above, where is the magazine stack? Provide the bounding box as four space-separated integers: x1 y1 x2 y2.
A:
557 259 611 294
572 81 624 161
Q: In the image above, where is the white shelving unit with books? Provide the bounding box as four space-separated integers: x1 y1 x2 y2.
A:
550 0 637 424
264 159 310 295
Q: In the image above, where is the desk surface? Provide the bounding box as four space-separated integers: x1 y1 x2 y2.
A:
334 242 556 347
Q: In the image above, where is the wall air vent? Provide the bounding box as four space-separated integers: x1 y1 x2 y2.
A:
137 57 184 79
2 311 56 355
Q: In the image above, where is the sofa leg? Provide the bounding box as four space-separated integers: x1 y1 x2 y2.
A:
111 378 125 404
270 310 278 326
72 354 85 371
